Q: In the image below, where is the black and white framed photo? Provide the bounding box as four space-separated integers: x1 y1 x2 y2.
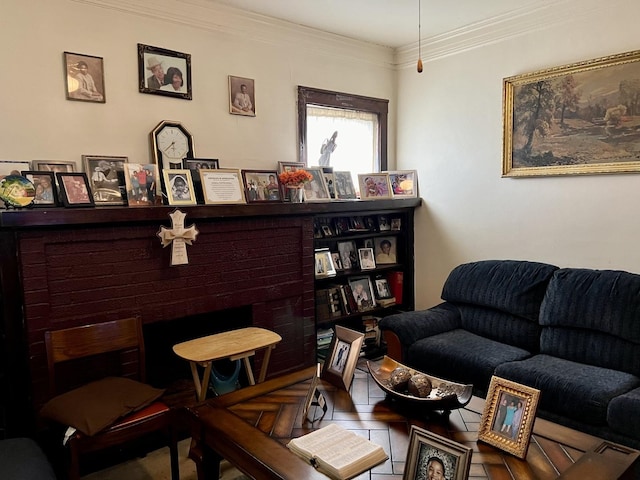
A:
403 426 472 480
82 155 127 206
333 171 356 199
331 252 344 271
374 277 393 299
138 43 192 100
377 215 391 231
163 169 196 206
321 326 364 391
229 75 255 116
337 240 358 270
21 171 58 207
55 172 94 208
348 275 376 311
321 166 337 199
358 247 376 270
314 248 336 279
64 52 105 103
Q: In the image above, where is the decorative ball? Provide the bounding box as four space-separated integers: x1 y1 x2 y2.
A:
408 374 433 398
388 367 412 391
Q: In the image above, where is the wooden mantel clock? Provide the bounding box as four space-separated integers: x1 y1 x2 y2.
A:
150 120 195 172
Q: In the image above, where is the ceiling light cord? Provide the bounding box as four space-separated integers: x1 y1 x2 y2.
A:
417 0 423 73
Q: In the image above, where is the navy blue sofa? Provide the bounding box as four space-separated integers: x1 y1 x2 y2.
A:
0 437 56 479
379 260 640 450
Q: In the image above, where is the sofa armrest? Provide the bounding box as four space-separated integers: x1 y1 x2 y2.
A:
379 303 461 362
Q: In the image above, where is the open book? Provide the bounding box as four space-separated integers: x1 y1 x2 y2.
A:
287 423 388 480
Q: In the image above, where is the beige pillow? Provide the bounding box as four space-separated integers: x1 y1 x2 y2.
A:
40 376 165 436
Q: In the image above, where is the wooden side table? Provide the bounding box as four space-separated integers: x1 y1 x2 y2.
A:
173 327 282 401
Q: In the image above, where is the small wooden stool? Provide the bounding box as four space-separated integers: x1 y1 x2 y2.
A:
173 327 282 401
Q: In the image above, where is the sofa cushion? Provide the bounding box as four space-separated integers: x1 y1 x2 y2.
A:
407 329 532 392
442 260 558 322
0 438 56 480
539 268 640 375
496 355 640 426
608 387 640 439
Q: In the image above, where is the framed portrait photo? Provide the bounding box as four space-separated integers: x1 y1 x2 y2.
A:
333 171 357 199
242 169 281 202
138 43 192 100
163 169 196 206
123 163 157 207
314 248 336 279
374 277 393 299
56 172 94 207
358 173 392 200
358 247 376 270
21 171 58 207
478 375 541 459
374 236 398 264
82 155 127 206
199 168 246 205
64 51 105 103
0 161 30 179
388 170 418 198
321 325 364 391
337 240 358 270
302 167 331 202
403 425 472 480
229 75 255 116
348 275 376 311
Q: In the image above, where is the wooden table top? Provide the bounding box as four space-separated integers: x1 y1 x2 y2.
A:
188 362 639 480
172 327 282 363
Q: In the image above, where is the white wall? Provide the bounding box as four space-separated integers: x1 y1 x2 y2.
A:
397 0 640 308
0 0 395 169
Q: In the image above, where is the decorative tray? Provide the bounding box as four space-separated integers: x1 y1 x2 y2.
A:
367 356 473 411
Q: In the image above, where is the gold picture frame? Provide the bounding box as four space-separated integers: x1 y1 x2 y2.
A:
477 375 540 459
321 325 364 391
199 168 246 205
403 425 472 480
503 49 640 177
163 169 196 206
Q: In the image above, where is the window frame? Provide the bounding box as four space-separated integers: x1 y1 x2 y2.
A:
297 86 388 171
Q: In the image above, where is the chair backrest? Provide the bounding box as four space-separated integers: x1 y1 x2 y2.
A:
44 317 146 396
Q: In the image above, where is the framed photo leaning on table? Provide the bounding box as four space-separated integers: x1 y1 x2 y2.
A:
163 169 196 206
55 172 94 207
21 171 58 207
82 155 127 206
478 375 540 459
321 326 364 391
403 425 472 480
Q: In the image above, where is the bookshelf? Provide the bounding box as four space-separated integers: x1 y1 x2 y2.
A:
313 204 416 360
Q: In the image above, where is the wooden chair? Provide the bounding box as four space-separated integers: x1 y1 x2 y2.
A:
43 317 179 480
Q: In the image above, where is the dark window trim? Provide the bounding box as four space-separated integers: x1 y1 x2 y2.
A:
297 86 388 171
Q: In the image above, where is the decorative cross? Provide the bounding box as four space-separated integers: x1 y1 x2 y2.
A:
157 209 199 266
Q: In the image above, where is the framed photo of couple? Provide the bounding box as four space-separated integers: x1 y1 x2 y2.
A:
138 43 192 100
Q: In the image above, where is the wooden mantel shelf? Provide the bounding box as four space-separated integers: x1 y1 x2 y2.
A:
0 198 421 229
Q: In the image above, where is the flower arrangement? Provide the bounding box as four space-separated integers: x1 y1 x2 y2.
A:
278 169 313 187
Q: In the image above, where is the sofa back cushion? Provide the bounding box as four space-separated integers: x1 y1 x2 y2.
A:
442 260 558 320
539 268 640 375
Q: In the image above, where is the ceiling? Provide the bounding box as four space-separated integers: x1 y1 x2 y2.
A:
204 0 557 48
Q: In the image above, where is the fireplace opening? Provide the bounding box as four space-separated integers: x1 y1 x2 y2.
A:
143 305 253 389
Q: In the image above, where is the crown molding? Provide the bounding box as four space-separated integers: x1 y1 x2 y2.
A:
395 0 611 69
71 0 395 69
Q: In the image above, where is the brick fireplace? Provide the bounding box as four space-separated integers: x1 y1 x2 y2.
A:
0 207 317 434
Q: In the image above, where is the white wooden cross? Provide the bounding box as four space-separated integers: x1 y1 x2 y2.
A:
157 209 199 266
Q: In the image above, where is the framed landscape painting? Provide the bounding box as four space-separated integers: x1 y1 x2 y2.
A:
503 49 640 177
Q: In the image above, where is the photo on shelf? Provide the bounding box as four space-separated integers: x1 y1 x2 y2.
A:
321 166 336 199
391 217 402 231
348 275 376 311
374 237 397 264
21 171 58 207
388 170 418 198
55 172 94 208
378 215 391 231
333 171 357 199
337 240 359 270
358 173 392 200
314 248 336 279
374 277 393 299
333 217 349 235
82 155 128 206
358 248 376 270
331 252 344 271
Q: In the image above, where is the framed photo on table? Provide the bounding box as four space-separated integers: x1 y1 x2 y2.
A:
358 248 376 270
55 172 94 207
138 43 192 100
403 426 472 480
21 171 58 207
358 173 392 200
163 169 196 206
321 326 364 391
388 170 418 198
31 160 76 174
123 163 157 207
0 161 30 178
302 167 331 202
478 375 540 459
82 155 127 206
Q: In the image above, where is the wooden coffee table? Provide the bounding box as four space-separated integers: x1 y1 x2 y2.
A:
187 363 639 479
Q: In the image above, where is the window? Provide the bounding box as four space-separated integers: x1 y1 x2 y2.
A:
297 87 388 183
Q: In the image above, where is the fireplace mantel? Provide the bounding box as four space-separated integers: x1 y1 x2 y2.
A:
0 198 420 436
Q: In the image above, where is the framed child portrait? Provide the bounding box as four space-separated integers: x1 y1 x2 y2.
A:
358 248 376 270
321 325 364 391
358 173 392 200
403 426 472 480
163 169 196 206
478 376 540 459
